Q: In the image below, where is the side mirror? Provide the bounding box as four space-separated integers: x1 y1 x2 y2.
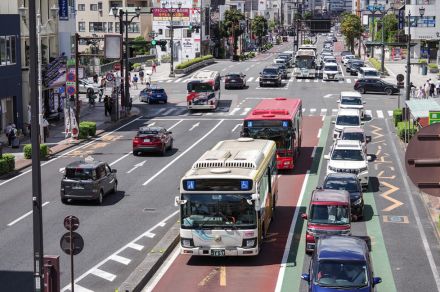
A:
366 136 372 143
373 277 382 285
252 193 261 211
324 154 330 160
174 196 187 206
301 273 310 282
301 213 308 220
59 167 65 174
367 155 373 161
111 169 117 173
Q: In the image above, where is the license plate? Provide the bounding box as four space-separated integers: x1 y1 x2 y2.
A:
72 185 84 190
210 249 225 257
156 94 162 97
143 139 150 142
230 80 236 82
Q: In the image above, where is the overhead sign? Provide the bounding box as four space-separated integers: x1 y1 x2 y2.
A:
152 8 190 21
429 111 440 125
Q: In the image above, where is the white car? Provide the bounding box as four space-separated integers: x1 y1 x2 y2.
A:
78 79 100 94
322 56 337 66
337 91 366 118
339 127 369 154
324 140 370 186
333 108 364 140
342 55 356 66
358 67 381 79
323 62 340 81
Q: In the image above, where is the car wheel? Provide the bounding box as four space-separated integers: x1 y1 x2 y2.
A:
147 98 151 104
164 99 167 104
113 181 118 193
61 198 69 204
168 139 173 150
133 150 138 156
259 83 263 87
358 87 366 94
385 88 392 95
97 190 104 205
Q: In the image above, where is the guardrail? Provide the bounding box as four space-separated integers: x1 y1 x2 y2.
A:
174 58 215 75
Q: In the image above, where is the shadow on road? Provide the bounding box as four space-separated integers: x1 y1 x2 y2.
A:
0 270 33 291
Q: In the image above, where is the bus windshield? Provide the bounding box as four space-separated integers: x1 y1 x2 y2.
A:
187 82 214 92
181 194 257 229
296 57 315 69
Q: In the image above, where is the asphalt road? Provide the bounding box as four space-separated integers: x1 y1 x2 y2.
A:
0 35 439 292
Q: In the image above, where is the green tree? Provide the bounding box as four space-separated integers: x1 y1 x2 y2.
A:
303 11 312 20
340 13 363 53
268 20 277 31
375 14 398 43
224 9 245 57
252 16 268 49
131 36 150 56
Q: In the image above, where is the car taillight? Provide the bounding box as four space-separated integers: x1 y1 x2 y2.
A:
188 101 192 105
133 137 141 145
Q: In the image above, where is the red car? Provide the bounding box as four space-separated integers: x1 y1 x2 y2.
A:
132 126 173 156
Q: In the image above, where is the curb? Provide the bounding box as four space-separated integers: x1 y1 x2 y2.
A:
118 222 180 292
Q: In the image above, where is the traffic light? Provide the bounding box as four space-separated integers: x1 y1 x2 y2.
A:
151 39 157 46
158 40 167 51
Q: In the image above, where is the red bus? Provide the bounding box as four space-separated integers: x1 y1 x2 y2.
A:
241 97 302 170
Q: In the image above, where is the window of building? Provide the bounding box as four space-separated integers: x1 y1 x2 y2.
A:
98 2 103 10
0 37 6 65
183 29 192 38
78 4 85 11
78 21 85 32
0 36 17 66
108 22 113 32
158 28 163 35
127 22 140 33
115 22 120 32
89 22 105 32
110 1 122 8
165 29 170 38
10 36 16 64
415 0 435 4
90 4 98 11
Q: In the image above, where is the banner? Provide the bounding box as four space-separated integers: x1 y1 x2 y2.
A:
58 0 69 20
152 8 190 20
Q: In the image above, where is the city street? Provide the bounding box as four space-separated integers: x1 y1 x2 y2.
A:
0 37 439 292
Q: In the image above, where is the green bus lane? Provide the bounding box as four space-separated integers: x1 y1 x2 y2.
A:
279 116 331 292
363 187 397 292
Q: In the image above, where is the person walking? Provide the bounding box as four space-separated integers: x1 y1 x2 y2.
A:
436 79 440 97
429 80 435 97
146 73 151 87
93 73 98 84
424 80 431 97
132 74 138 89
42 118 49 142
139 70 145 85
417 86 426 99
5 123 13 147
99 77 106 102
152 61 157 73
104 95 112 117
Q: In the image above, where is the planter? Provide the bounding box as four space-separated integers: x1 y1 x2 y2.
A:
174 59 215 75
429 68 439 73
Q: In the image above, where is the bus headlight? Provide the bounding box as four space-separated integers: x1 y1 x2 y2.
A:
242 238 257 248
181 238 194 247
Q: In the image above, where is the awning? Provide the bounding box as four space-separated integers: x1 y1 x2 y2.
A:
405 98 440 119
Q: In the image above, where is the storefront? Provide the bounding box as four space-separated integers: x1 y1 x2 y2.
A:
0 15 23 134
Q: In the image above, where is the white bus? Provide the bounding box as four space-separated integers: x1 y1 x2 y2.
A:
176 138 278 256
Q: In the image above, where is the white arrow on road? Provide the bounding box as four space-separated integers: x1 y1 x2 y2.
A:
189 122 200 131
231 123 242 132
323 94 337 98
127 160 146 174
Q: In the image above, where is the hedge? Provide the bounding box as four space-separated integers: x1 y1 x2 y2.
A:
392 108 402 126
428 63 438 69
368 58 386 74
0 153 15 175
175 55 213 70
396 121 418 141
79 121 96 139
23 144 49 159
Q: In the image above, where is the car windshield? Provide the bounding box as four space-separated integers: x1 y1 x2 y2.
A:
341 97 362 105
309 204 349 225
263 68 278 75
227 74 241 78
323 178 360 192
331 149 364 161
352 62 364 67
365 71 379 76
65 168 95 180
152 89 165 93
342 132 365 142
336 115 360 126
314 260 368 287
324 65 338 71
181 194 257 229
138 130 159 135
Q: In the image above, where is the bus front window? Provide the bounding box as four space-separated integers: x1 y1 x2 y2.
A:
247 127 292 157
181 194 257 229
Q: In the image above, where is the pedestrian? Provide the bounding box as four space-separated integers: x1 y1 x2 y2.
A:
430 80 435 97
146 73 151 87
93 73 98 84
42 118 49 142
4 123 13 147
436 79 440 97
104 95 111 117
417 86 425 99
132 74 138 89
152 61 157 73
424 79 431 97
139 70 145 84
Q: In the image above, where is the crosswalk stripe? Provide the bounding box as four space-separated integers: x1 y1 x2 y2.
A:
229 108 241 115
321 109 327 115
166 79 173 83
110 254 131 265
365 110 372 117
305 79 310 83
376 110 384 118
255 77 260 82
158 80 164 83
175 78 183 83
302 108 306 112
176 108 188 115
161 108 174 116
183 79 191 83
387 110 393 117
331 109 338 116
297 79 302 82
346 79 352 83
310 108 316 113
247 77 254 82
241 107 251 116
90 268 116 282
314 79 319 82
127 242 143 251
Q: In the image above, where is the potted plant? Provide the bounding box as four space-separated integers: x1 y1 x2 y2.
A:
428 63 439 73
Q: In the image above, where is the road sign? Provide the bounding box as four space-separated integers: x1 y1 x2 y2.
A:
113 63 121 71
106 72 115 82
60 232 84 255
66 86 76 96
64 215 80 231
396 74 404 82
405 123 440 197
429 111 440 125
66 72 75 82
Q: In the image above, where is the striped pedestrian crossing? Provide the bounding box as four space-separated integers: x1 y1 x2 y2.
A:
155 76 357 84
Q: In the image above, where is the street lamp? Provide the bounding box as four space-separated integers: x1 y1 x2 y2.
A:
406 6 425 101
112 6 141 117
367 0 382 58
162 1 182 77
19 4 58 143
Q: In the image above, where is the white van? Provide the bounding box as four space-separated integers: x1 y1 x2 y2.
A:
333 108 363 140
338 91 365 118
358 67 380 79
323 62 339 81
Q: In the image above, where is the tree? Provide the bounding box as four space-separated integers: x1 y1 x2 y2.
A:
268 20 277 31
340 14 363 53
223 9 245 58
375 14 398 43
303 11 312 20
252 16 268 49
131 36 150 56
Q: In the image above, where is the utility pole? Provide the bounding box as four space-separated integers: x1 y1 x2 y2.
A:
75 33 80 125
406 10 411 101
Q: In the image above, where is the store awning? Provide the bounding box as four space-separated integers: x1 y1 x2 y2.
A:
405 98 440 119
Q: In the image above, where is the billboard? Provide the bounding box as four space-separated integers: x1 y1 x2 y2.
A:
152 8 190 20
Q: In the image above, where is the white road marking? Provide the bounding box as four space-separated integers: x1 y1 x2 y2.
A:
127 242 144 251
221 68 226 71
71 284 94 292
322 115 325 121
90 268 116 282
174 78 182 83
7 201 50 227
376 110 384 119
182 79 191 83
387 110 393 117
158 222 166 227
109 152 132 167
323 94 333 98
244 67 250 71
331 109 338 116
305 79 310 83
110 255 131 265
311 146 317 158
310 108 316 113
188 122 200 131
126 161 146 174
161 108 175 116
142 120 225 186
229 108 241 116
167 120 183 130
143 232 156 238
317 128 322 138
241 107 251 116
297 79 302 82
147 122 156 127
346 78 352 83
166 79 173 83
255 77 260 82
339 65 345 77
302 108 306 112
314 79 319 82
320 108 327 115
231 124 242 132
247 77 254 82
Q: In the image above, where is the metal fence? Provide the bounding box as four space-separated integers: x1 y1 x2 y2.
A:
98 55 156 75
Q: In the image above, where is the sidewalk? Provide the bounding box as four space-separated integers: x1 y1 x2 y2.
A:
384 60 439 88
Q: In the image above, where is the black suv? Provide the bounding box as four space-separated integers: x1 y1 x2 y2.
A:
60 158 118 204
260 67 282 87
354 78 399 95
346 60 365 75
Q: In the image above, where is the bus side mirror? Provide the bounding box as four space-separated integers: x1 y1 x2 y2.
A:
252 193 261 211
174 196 187 207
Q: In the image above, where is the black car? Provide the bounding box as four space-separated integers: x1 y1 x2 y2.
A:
347 60 365 75
340 50 352 57
322 173 364 219
259 67 282 87
60 158 118 204
272 64 289 79
354 78 399 95
224 72 247 89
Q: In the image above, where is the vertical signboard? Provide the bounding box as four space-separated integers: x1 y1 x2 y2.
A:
58 0 69 20
398 8 405 30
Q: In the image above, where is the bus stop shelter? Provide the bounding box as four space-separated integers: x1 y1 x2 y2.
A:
405 98 440 128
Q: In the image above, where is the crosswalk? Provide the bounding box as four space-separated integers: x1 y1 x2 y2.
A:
154 76 356 84
145 106 395 119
